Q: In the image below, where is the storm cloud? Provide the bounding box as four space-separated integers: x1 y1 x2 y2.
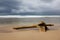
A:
0 0 60 15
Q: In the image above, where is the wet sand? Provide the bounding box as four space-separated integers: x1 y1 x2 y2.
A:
0 23 60 40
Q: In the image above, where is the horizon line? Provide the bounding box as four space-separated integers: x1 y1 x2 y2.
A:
0 15 59 18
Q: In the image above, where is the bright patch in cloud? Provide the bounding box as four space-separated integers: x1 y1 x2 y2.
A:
12 0 50 13
12 0 60 13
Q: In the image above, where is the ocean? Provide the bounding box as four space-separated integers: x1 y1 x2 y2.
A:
0 17 60 24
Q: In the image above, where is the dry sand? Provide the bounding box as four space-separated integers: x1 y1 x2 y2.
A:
0 23 60 40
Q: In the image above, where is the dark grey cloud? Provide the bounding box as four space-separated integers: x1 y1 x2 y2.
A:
0 0 19 13
41 0 53 3
0 0 60 15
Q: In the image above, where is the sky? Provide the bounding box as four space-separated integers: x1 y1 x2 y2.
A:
0 0 60 15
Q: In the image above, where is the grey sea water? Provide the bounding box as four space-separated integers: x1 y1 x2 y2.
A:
0 17 60 24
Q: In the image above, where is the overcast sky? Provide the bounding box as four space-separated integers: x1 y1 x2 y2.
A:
0 0 60 15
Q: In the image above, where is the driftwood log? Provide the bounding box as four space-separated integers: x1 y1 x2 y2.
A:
13 21 54 32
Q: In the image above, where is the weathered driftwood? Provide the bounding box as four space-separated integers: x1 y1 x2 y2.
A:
13 26 36 30
13 21 54 32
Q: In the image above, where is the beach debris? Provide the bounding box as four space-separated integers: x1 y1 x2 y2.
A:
13 21 54 32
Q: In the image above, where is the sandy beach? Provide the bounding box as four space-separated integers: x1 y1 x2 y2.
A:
0 17 60 40
0 23 60 40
